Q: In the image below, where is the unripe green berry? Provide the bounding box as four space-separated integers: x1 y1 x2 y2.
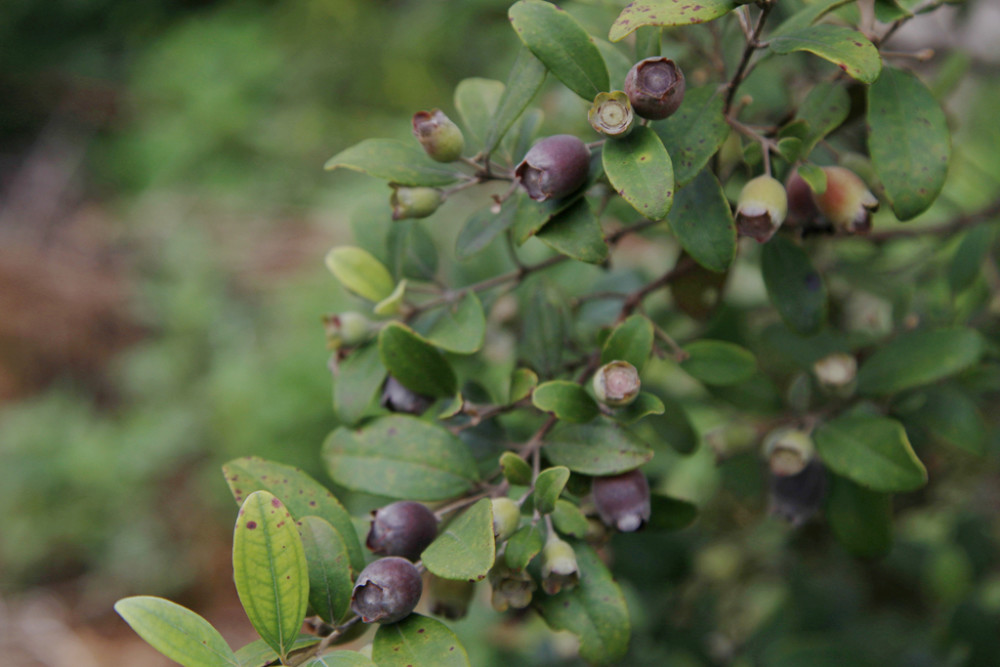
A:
762 427 815 477
592 469 651 532
390 185 443 220
624 57 686 120
488 564 536 612
592 360 640 407
515 134 591 202
351 557 423 624
323 312 373 349
736 175 788 243
540 534 579 595
814 166 879 234
491 497 521 542
366 500 438 561
588 91 634 138
412 109 464 162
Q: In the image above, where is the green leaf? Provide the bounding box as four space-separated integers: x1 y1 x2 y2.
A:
522 282 569 377
532 380 600 423
234 636 320 667
593 39 634 93
422 498 495 581
509 0 609 101
667 169 736 273
510 368 539 403
613 392 665 425
325 246 395 303
797 163 827 195
500 451 533 486
115 596 239 667
610 0 738 40
535 198 609 264
373 279 408 317
646 391 698 454
796 81 850 156
826 475 893 558
373 614 471 667
647 495 698 531
425 292 487 355
894 386 987 456
300 652 377 667
322 415 479 500
776 137 803 163
814 414 927 492
551 499 590 538
534 466 570 514
770 25 882 84
856 327 984 396
654 86 729 188
536 543 630 664
222 458 365 575
545 422 653 475
485 48 547 155
602 315 654 371
505 523 545 570
868 66 951 220
771 0 854 37
680 340 757 386
333 343 386 426
454 78 504 153
298 516 353 624
378 322 457 398
949 225 995 294
455 200 518 260
324 139 461 187
669 253 727 320
232 491 309 660
602 126 674 220
761 235 827 335
388 220 438 282
512 189 587 244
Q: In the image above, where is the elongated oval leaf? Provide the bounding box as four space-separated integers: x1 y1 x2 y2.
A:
856 327 984 396
770 25 882 84
796 81 850 155
379 322 457 398
510 368 539 403
545 422 653 475
222 458 364 575
602 314 654 371
324 139 461 186
535 198 609 264
233 491 309 660
826 475 892 558
522 282 569 377
500 451 533 486
325 247 395 303
455 78 504 152
610 0 738 41
115 596 239 667
298 516 353 624
680 340 757 386
455 200 518 260
894 386 987 456
373 614 471 667
505 523 545 570
868 66 950 220
509 0 609 101
613 392 665 425
814 414 928 492
234 636 320 667
422 498 495 581
322 415 479 500
761 235 827 335
300 652 377 666
534 466 570 515
333 343 387 426
655 87 729 187
667 169 735 273
536 543 630 664
532 380 599 423
485 48 547 155
602 126 674 220
551 499 590 538
425 291 486 355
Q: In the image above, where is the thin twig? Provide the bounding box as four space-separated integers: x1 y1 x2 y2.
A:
724 3 773 114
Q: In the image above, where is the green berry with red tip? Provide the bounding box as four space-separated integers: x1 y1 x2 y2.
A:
624 57 686 120
390 185 443 220
350 557 423 624
323 312 373 349
515 134 590 202
814 166 879 234
736 175 788 243
412 109 464 162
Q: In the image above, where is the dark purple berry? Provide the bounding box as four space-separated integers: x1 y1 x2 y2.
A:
592 469 651 532
624 57 685 120
514 134 591 202
366 500 438 561
769 458 827 526
381 375 433 415
350 557 423 624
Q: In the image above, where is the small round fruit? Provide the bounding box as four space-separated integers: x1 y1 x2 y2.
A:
588 91 634 137
381 375 433 415
412 109 464 162
351 557 423 624
624 57 686 120
592 360 641 407
592 469 651 532
514 134 591 202
366 500 438 561
735 175 788 243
